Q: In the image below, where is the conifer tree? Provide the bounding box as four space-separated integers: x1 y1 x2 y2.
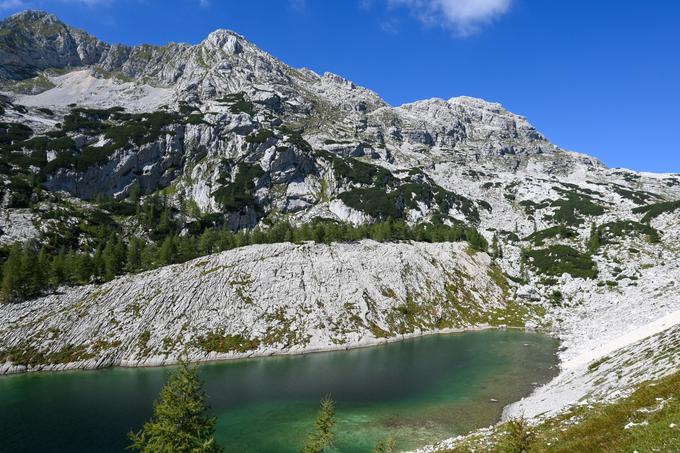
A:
76 253 93 284
159 235 177 265
128 360 222 452
126 238 143 272
50 248 67 286
198 229 217 255
0 242 45 303
141 242 158 270
300 396 336 453
0 244 23 303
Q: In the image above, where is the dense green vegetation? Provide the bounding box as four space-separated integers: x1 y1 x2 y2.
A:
317 149 395 186
211 161 265 212
610 184 658 205
523 245 598 279
194 331 260 354
315 151 480 224
128 361 222 452
216 92 255 116
547 189 605 226
596 220 660 246
0 212 486 303
0 106 196 181
524 225 577 246
244 128 274 144
0 341 94 367
338 180 480 224
633 199 680 223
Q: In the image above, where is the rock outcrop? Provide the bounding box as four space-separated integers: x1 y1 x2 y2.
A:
0 240 514 374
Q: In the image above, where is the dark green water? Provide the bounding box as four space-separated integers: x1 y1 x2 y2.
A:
0 330 558 452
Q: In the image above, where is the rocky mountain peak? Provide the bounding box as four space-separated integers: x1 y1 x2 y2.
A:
0 9 106 80
5 9 61 25
203 29 246 54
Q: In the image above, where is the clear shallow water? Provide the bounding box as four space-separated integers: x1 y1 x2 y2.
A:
0 330 558 452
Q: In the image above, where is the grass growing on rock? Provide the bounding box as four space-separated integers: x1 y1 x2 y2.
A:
194 331 260 353
436 369 680 453
0 342 94 367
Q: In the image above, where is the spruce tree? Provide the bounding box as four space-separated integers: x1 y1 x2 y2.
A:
198 230 217 255
0 245 22 303
128 361 222 453
126 238 143 272
0 243 45 303
300 396 336 453
159 235 177 265
50 248 67 287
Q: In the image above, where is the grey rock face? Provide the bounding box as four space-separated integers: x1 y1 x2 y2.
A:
0 11 107 80
0 240 505 374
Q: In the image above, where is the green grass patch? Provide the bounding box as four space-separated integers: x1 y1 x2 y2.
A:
194 330 260 353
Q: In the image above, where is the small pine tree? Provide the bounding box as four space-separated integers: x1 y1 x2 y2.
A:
128 181 141 204
300 396 336 453
501 416 535 453
128 361 222 452
372 438 396 453
491 233 500 259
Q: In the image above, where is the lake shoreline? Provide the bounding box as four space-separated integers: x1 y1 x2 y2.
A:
0 329 560 452
0 324 549 376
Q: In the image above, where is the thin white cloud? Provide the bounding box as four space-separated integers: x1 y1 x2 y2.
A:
388 0 512 36
0 0 25 10
288 0 305 12
380 17 400 34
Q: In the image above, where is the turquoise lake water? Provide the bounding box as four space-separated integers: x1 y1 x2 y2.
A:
0 330 558 452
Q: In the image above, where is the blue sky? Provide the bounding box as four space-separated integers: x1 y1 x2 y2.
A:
1 0 679 173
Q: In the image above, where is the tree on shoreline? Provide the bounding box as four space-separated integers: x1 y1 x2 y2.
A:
128 360 222 452
300 395 336 453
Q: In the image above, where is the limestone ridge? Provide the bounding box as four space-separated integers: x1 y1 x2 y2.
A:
0 240 511 374
2 11 680 436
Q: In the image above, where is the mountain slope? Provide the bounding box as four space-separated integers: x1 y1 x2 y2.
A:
1 9 680 451
0 240 518 374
